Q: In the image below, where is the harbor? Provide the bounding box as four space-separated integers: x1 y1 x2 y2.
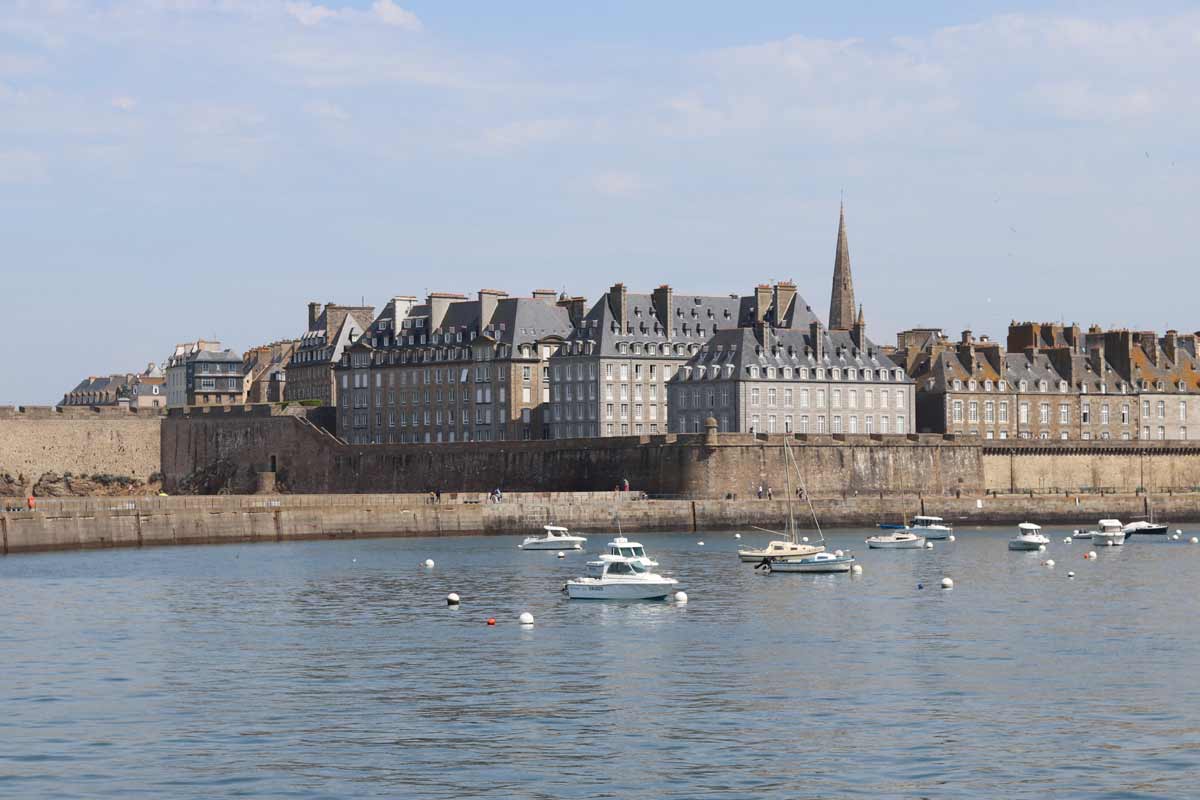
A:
3 526 1199 798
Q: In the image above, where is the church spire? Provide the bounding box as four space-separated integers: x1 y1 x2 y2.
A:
828 202 855 330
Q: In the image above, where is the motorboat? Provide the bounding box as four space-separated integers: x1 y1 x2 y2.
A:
1008 522 1049 551
603 536 659 568
759 551 856 574
738 438 826 563
1072 529 1093 540
866 530 926 549
565 556 678 600
911 515 953 540
521 525 587 550
1090 519 1126 547
1123 520 1169 537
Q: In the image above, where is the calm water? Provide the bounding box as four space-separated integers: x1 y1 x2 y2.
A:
2 526 1199 799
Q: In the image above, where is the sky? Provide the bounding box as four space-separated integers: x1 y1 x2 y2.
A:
2 0 1198 403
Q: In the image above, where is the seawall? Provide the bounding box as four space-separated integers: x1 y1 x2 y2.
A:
4 491 1198 555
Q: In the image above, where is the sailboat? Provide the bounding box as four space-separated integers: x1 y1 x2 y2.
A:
743 440 855 574
1124 500 1169 537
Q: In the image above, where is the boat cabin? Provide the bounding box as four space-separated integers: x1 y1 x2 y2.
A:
607 541 648 559
1018 522 1041 533
913 516 943 524
1098 519 1123 533
585 559 648 578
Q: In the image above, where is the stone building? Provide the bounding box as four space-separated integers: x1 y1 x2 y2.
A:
334 289 574 444
669 283 914 435
243 340 298 404
546 284 747 438
164 340 244 408
900 322 1200 440
60 373 136 407
284 302 375 406
129 364 166 409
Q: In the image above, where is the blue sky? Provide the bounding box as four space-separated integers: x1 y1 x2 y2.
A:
2 0 1198 403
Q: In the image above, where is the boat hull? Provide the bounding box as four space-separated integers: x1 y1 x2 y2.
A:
738 545 824 562
566 579 678 600
1008 539 1047 551
521 539 586 550
916 530 951 540
1093 532 1126 547
1125 524 1169 536
866 537 926 549
766 557 855 573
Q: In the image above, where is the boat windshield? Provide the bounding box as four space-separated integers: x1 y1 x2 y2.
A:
632 546 646 557
607 561 636 575
628 561 648 573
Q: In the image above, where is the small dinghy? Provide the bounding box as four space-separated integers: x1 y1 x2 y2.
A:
521 525 587 550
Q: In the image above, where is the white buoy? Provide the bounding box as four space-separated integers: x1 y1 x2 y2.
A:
1087 551 1097 559
1176 529 1183 535
925 541 934 549
802 536 809 542
948 535 956 542
851 563 863 575
1063 537 1072 544
673 591 688 604
557 551 565 558
697 541 705 546
734 533 742 539
834 549 844 557
447 592 460 606
1044 559 1055 567
941 577 954 590
1191 537 1199 545
1037 544 1046 552
1172 533 1181 541
518 612 534 626
1073 529 1080 535
1067 571 1075 578
423 558 435 568
352 558 357 563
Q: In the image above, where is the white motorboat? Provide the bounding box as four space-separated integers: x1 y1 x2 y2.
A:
738 438 826 563
1090 519 1126 547
761 551 856 573
565 557 678 600
1008 522 1049 551
603 536 659 568
911 515 953 540
1072 530 1093 540
866 530 926 549
521 525 587 550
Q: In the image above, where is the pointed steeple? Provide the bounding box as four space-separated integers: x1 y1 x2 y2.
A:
828 202 855 330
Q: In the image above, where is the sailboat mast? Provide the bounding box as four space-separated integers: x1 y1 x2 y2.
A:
787 439 823 543
783 440 795 543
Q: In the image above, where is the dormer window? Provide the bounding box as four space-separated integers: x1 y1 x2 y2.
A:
984 380 993 391
1019 380 1028 392
782 367 792 379
831 368 841 380
953 379 963 391
1038 380 1048 392
968 380 976 391
816 368 825 380
767 367 776 379
749 366 759 378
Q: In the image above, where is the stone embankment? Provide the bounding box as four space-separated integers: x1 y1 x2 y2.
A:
2 491 1198 555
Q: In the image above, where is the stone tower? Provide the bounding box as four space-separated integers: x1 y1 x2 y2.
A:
828 203 855 330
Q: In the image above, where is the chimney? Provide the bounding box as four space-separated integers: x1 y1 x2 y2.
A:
392 296 417 330
1164 330 1179 363
307 302 321 331
532 288 557 303
652 284 674 327
753 284 772 325
477 289 508 327
773 282 797 327
427 292 463 331
809 319 824 361
557 295 587 327
1138 331 1159 367
1090 343 1107 379
608 283 628 328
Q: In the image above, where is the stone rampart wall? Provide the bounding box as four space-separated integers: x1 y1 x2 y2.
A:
0 406 162 492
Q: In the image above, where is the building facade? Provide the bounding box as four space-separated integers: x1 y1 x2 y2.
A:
899 322 1200 440
244 340 298 404
546 283 747 438
284 302 375 406
334 290 574 444
669 284 915 435
165 340 245 408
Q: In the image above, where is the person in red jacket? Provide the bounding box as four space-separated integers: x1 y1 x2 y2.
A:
27 495 36 511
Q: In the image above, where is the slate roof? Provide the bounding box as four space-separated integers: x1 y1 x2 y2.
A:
673 324 905 381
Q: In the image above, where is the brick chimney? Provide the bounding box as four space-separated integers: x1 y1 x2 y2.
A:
809 319 824 361
753 284 772 325
532 289 557 303
652 284 674 327
478 289 507 328
850 304 866 349
557 295 587 327
773 281 797 326
1164 330 1179 363
608 283 628 328
308 302 321 331
427 292 464 331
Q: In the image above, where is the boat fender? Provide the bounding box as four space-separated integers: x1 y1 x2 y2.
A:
423 559 435 568
673 591 688 604
519 612 534 626
941 577 954 590
447 593 460 606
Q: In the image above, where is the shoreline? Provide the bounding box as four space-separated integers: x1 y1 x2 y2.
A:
2 491 1197 556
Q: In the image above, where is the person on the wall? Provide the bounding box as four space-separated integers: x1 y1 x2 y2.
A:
27 495 35 511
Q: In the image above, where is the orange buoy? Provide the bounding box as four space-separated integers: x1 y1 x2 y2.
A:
487 618 496 626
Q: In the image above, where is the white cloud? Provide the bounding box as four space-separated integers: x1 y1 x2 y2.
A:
590 170 646 197
111 95 137 111
372 0 422 31
0 150 47 184
303 98 349 121
471 118 569 153
285 2 337 27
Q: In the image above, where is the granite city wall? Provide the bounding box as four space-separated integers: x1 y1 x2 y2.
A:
0 406 163 493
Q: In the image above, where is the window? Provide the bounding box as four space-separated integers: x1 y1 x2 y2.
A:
1082 402 1090 424
1180 400 1188 421
832 415 842 433
817 415 827 433
968 401 978 423
953 400 964 423
1039 403 1049 425
751 388 760 405
879 416 889 434
1157 401 1166 418
984 401 995 423
1158 426 1166 440
1019 402 1029 425
848 416 858 433
1100 405 1109 425
1060 404 1069 424
1122 404 1130 424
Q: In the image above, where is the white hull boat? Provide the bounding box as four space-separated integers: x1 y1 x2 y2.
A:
911 515 953 540
521 525 587 550
761 552 856 573
1089 519 1126 547
604 536 659 569
1072 531 1093 540
738 540 825 562
866 532 926 549
1009 522 1049 551
565 557 678 600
